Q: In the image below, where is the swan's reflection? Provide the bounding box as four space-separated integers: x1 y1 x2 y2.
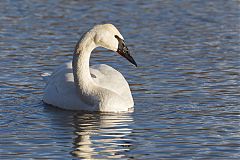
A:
71 112 133 159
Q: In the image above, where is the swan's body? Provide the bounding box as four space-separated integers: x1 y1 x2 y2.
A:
43 24 137 112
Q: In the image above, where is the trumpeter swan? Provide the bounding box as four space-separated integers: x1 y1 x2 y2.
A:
42 24 137 112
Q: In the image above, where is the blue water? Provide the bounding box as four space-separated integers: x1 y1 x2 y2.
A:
1 0 240 159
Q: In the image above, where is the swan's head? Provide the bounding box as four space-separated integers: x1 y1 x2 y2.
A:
93 24 137 67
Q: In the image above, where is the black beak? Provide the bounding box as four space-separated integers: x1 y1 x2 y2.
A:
115 35 137 67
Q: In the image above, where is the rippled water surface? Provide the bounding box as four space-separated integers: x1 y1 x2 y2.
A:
1 0 240 159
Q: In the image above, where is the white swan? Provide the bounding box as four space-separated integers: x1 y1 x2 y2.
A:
42 24 137 112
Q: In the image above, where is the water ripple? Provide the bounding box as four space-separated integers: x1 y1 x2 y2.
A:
1 0 240 159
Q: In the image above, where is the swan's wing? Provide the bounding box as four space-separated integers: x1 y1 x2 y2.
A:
43 62 94 110
43 62 133 108
46 62 131 99
90 64 133 103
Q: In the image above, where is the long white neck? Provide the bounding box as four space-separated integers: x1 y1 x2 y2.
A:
72 32 97 103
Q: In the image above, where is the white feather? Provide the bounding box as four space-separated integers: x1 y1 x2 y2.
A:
43 24 134 112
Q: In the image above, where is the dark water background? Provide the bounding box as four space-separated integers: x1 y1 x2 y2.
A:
1 0 240 159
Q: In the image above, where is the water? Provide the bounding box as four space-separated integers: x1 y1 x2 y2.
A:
1 0 240 159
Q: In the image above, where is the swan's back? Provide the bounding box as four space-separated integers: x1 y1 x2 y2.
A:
43 62 133 110
91 64 132 102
